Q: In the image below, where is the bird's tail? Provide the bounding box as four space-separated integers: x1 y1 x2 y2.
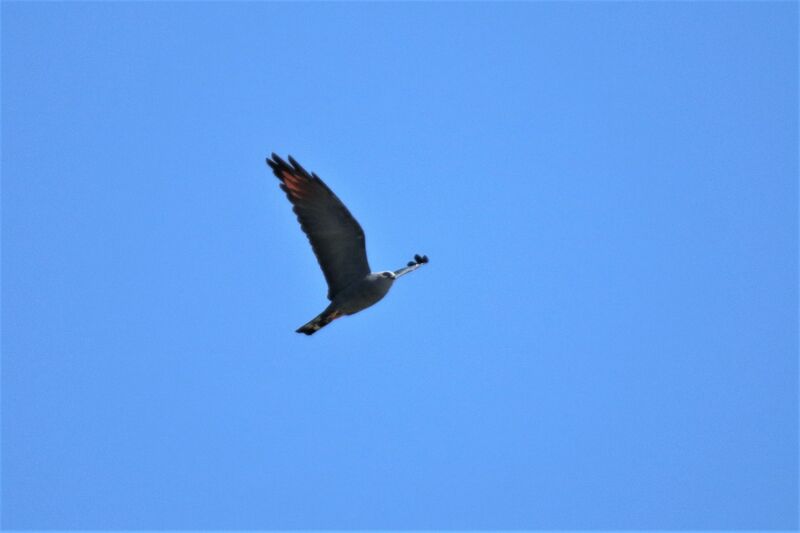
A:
296 308 341 336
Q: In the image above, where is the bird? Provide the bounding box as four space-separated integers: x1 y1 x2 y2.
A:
267 153 428 335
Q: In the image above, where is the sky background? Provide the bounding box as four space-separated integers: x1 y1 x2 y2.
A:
2 2 797 530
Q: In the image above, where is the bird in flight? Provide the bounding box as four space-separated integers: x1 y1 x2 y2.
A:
267 154 429 335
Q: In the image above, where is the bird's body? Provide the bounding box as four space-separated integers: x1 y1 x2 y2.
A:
296 272 396 335
266 154 427 335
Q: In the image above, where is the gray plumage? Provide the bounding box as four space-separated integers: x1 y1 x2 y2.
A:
267 154 428 335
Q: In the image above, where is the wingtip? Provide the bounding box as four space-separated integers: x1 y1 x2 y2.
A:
270 153 289 168
267 153 314 181
267 153 294 180
288 155 311 178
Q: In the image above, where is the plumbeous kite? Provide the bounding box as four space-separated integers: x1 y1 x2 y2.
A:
267 154 428 335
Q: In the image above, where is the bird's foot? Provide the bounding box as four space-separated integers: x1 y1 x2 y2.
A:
395 253 429 278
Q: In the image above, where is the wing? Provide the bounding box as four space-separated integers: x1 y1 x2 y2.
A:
267 153 370 301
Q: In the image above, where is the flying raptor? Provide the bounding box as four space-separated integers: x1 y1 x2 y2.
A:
267 154 428 335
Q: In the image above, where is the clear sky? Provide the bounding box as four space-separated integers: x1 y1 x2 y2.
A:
2 2 797 530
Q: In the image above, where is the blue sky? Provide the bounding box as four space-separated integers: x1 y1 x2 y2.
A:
2 2 797 530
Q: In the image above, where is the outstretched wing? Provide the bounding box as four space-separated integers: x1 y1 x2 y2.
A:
267 153 370 301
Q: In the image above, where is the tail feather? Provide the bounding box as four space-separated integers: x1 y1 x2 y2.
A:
296 309 340 335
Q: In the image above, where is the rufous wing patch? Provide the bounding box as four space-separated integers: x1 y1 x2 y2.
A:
281 170 312 199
